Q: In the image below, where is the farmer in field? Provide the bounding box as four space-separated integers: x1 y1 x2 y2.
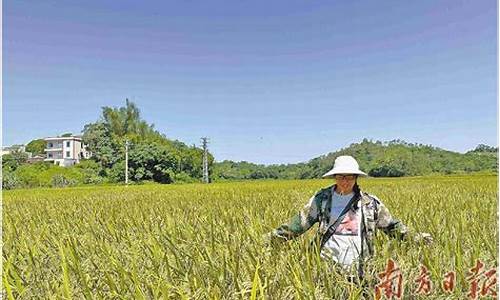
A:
266 155 432 278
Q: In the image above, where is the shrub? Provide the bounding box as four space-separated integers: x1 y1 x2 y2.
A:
51 174 78 188
74 159 104 184
2 172 21 190
173 171 196 183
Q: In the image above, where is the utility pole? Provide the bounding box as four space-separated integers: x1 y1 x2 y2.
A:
125 140 129 185
201 137 209 183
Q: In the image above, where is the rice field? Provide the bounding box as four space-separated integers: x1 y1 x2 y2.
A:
2 175 498 299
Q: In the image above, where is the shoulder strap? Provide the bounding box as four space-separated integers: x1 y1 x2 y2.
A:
322 186 333 223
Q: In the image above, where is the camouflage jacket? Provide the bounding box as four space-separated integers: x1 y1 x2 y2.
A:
270 184 409 261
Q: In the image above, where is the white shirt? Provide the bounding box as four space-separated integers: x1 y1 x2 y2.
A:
320 190 362 270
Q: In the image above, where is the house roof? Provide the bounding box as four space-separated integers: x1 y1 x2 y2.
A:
44 136 82 141
2 145 25 151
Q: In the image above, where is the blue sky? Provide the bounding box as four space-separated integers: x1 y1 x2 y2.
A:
4 0 497 164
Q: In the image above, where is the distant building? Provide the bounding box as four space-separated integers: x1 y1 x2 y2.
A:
27 155 46 164
44 136 91 167
1 144 31 157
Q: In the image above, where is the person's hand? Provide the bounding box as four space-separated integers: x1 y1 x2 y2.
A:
414 232 433 245
262 231 285 247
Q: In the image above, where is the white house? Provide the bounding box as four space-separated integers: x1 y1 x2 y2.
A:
44 136 91 167
1 144 29 156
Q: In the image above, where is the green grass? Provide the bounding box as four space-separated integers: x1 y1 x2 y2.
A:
3 176 498 299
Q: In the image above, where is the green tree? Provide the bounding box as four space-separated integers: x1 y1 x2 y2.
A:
101 99 157 137
82 122 118 168
81 99 213 184
26 139 46 156
128 142 178 183
2 152 29 172
470 144 498 153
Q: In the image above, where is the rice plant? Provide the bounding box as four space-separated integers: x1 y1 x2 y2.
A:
3 175 497 299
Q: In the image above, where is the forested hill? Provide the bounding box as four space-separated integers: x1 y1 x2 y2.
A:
212 139 498 180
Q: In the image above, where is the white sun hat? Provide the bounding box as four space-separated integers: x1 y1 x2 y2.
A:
322 155 367 178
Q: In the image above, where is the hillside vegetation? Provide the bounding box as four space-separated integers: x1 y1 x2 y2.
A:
212 139 497 180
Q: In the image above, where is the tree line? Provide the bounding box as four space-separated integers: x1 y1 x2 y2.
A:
211 139 497 180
